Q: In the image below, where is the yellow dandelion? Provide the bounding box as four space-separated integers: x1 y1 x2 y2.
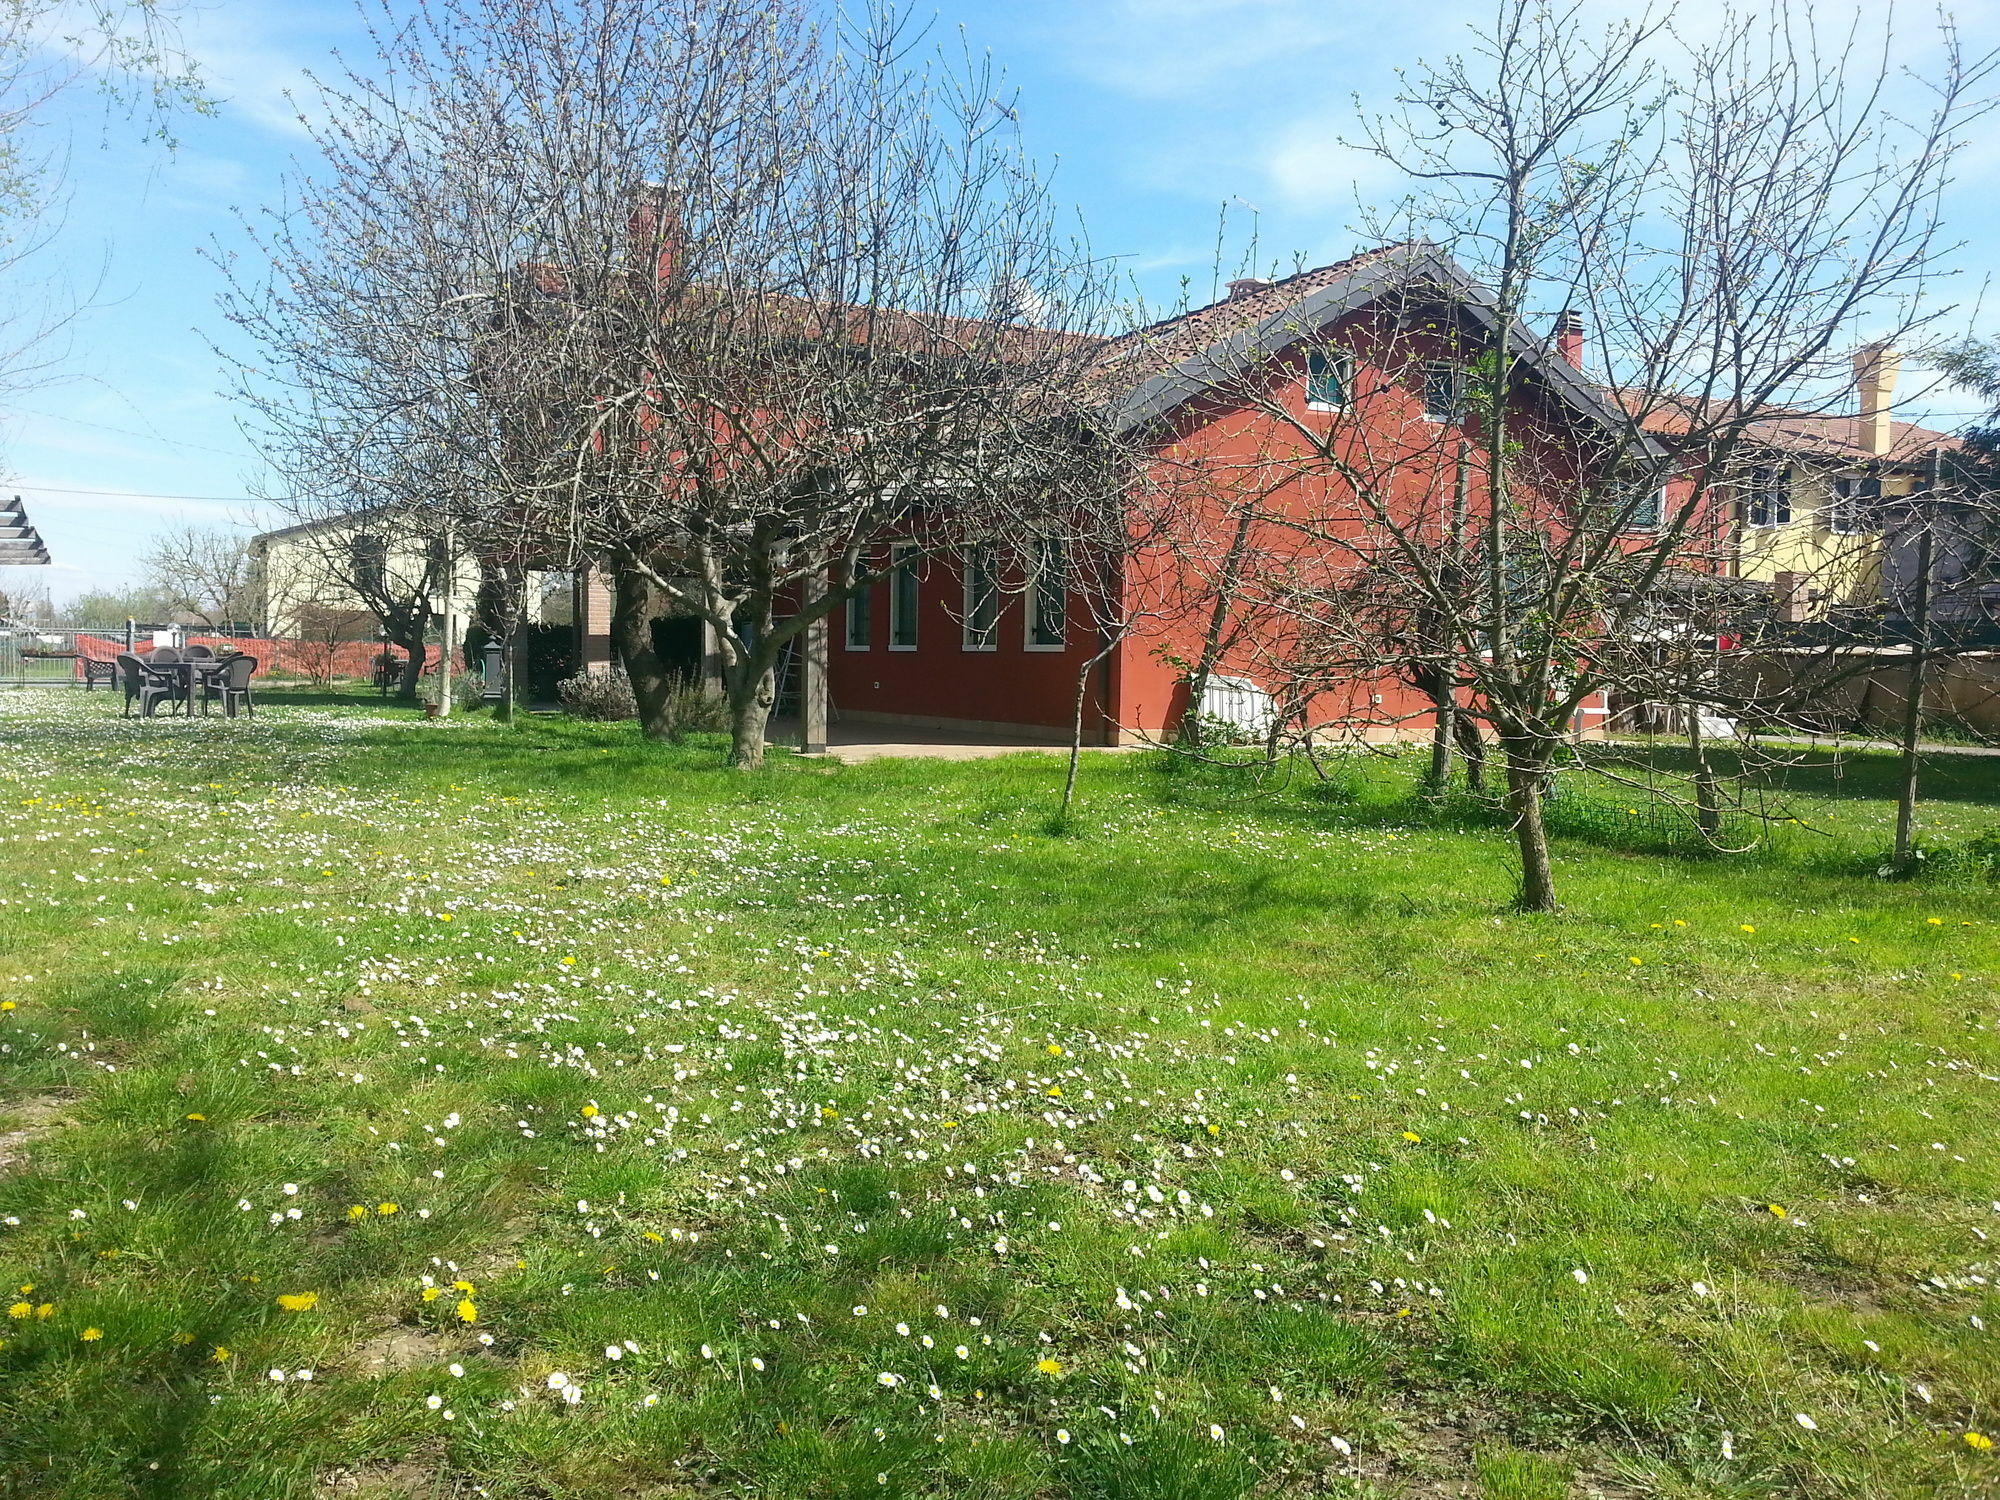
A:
184 1112 205 1122
1966 1432 1994 1451
1739 924 1756 934
580 1105 599 1119
276 1292 319 1313
1046 1044 1064 1056
347 1205 368 1221
212 1345 232 1362
420 1287 441 1303
1768 1204 1787 1218
34 1304 52 1319
80 1327 103 1342
642 1231 664 1243
455 1298 478 1324
1036 1358 1062 1375
0 1000 14 1011
376 1202 399 1216
1402 1131 1422 1142
5 1303 29 1319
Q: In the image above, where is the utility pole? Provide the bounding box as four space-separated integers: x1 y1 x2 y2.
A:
1892 449 1940 872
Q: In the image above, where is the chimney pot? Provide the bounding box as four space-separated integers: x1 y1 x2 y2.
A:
1553 308 1584 369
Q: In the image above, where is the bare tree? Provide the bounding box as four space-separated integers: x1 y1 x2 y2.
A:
137 522 252 628
1151 1 1995 909
221 0 1139 766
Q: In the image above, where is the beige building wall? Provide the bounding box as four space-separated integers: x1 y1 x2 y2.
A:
250 518 481 641
1735 464 1913 612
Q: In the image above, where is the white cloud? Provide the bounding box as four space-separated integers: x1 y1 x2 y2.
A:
1265 128 1403 216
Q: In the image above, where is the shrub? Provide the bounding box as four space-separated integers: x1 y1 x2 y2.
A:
557 668 637 721
670 681 730 734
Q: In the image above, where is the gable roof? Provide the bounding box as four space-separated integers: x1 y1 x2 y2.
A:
1091 241 1651 450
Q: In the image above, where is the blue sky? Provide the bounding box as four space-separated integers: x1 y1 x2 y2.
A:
3 0 1997 604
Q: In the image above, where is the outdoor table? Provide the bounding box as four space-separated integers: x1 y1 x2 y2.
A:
151 658 230 715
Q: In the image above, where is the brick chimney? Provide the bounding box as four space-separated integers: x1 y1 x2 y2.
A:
1227 277 1274 301
1854 343 1900 457
625 182 678 281
1553 308 1584 368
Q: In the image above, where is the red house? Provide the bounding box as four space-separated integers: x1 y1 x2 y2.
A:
573 243 1672 745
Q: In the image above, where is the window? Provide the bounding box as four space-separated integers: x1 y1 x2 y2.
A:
1025 539 1066 650
888 545 919 649
961 548 998 650
845 578 872 650
1626 485 1664 530
1421 362 1462 421
1745 467 1792 527
1305 350 1350 409
1828 475 1880 535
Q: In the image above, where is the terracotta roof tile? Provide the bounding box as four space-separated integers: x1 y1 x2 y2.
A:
1084 245 1409 399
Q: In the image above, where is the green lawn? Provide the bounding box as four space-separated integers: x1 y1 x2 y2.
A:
0 691 1995 1499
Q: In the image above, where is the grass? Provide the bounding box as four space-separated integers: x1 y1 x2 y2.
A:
0 689 1995 1499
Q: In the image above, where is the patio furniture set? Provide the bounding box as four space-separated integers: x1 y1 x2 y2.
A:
115 646 258 719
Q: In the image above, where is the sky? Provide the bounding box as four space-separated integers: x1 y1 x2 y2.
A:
3 0 2000 606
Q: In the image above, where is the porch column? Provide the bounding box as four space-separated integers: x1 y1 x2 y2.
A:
799 572 829 754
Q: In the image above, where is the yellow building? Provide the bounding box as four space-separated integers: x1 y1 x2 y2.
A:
1732 346 1952 619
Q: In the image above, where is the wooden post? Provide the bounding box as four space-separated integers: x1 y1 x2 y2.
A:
1892 449 1941 872
799 572 828 754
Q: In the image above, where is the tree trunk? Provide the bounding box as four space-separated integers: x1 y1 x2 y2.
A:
1893 491 1936 873
611 565 679 743
1454 713 1488 793
1687 709 1722 840
723 656 778 768
394 637 428 701
1503 738 1558 911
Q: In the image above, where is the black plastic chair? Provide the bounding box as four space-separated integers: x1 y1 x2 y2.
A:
118 652 186 718
149 646 182 664
203 653 258 718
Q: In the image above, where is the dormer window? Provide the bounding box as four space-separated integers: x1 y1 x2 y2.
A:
1305 350 1350 409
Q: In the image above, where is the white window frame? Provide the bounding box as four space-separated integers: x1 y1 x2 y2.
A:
887 544 919 651
961 547 999 651
1744 467 1793 528
1024 539 1067 651
1304 350 1352 412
